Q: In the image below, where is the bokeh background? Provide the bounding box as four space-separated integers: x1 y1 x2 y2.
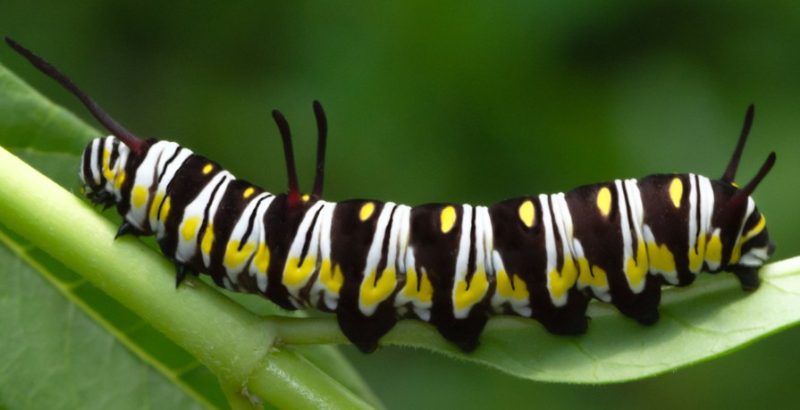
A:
2 1 798 408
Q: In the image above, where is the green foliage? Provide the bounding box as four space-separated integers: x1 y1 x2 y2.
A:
1 57 800 409
0 62 378 409
269 258 800 383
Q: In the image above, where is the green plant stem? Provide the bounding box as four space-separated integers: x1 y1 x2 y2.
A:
219 379 260 410
0 145 372 408
249 348 373 409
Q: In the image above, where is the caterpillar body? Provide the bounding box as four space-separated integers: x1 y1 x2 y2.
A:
7 38 776 353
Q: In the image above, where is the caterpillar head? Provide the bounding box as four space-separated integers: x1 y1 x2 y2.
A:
4 38 149 208
80 136 135 208
716 105 776 290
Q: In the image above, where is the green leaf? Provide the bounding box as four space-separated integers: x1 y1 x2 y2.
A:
269 258 800 383
0 62 379 408
398 259 800 383
0 238 202 409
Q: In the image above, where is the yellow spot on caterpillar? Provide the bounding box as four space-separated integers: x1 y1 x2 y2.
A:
201 224 215 255
647 240 676 273
181 217 200 240
102 150 114 181
224 240 255 268
578 259 609 289
576 256 590 288
132 186 147 208
359 202 375 221
625 239 649 289
669 177 683 208
548 257 578 301
253 242 270 273
401 267 433 303
496 269 529 300
402 268 418 297
103 168 114 182
283 256 316 287
243 187 255 199
360 269 397 311
302 194 310 202
596 187 612 217
202 164 213 175
591 265 609 287
149 192 165 221
440 206 457 234
454 269 489 312
159 197 171 221
113 171 126 189
688 232 707 273
319 260 343 294
706 233 722 265
518 200 535 228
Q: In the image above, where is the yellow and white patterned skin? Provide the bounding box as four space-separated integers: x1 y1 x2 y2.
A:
357 202 399 316
308 202 340 310
546 193 581 307
126 141 174 231
224 193 276 290
80 136 130 203
490 250 532 315
175 171 232 266
282 200 327 305
617 179 649 294
148 143 192 239
394 206 433 320
79 132 775 353
70 102 774 354
248 195 278 293
450 205 489 319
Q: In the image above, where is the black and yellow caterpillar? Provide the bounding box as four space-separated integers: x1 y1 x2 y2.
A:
7 37 776 353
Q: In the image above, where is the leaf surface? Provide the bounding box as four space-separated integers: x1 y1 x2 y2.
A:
385 259 800 383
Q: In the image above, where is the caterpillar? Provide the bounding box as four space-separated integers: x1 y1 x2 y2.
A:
6 37 776 353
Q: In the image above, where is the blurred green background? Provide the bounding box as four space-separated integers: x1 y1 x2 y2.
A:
2 1 798 408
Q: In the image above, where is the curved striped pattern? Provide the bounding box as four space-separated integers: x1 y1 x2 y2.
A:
78 136 774 352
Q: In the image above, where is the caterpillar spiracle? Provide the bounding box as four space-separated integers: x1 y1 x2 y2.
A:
6 37 776 353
